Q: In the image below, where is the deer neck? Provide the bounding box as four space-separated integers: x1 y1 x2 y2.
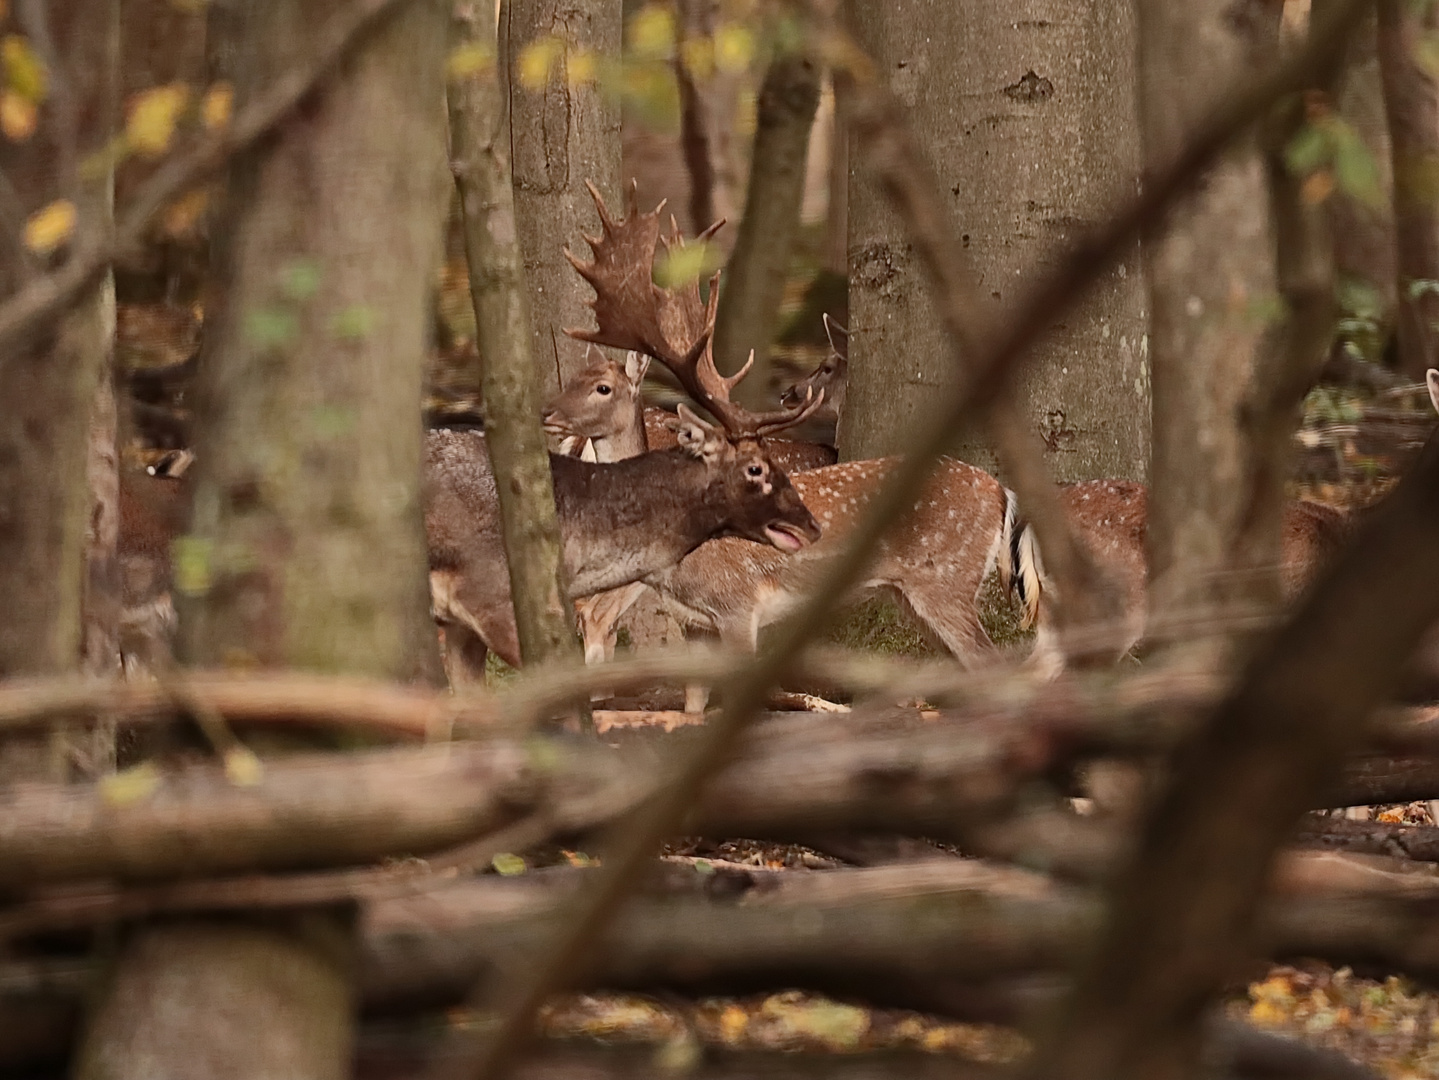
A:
591 398 649 462
553 450 735 596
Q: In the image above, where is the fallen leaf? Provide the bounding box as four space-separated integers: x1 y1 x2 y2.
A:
100 763 161 806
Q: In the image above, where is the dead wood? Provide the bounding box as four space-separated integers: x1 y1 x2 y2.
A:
1293 816 1439 862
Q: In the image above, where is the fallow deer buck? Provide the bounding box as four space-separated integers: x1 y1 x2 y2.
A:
112 341 823 688
431 192 830 684
555 186 1021 709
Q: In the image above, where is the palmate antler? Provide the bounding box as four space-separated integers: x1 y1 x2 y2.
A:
564 181 824 439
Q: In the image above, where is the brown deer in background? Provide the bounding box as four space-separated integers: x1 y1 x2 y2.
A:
556 185 1021 709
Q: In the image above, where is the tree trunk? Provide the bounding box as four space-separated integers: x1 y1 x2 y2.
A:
75 1 449 1076
508 0 622 393
0 0 118 788
448 0 582 676
1377 0 1439 379
841 0 1147 479
1140 1 1286 666
711 51 821 405
1327 10 1398 367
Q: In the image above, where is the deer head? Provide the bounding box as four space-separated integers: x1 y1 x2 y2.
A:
542 346 650 462
665 403 819 551
564 181 825 442
781 313 848 418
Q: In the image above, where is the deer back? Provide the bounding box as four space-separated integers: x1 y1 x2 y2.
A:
652 456 1010 661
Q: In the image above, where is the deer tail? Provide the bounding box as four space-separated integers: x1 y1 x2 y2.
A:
998 489 1044 630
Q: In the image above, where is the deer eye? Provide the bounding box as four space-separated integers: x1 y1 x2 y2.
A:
746 464 764 478
596 384 612 395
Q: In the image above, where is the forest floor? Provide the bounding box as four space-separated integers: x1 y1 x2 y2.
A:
113 268 1439 1078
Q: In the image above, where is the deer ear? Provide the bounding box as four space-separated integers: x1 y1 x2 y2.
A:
823 313 848 358
1427 369 1439 416
624 350 650 386
670 402 726 463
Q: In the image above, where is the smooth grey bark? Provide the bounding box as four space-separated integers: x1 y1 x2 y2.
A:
1140 1 1285 662
76 3 450 1078
0 0 118 787
507 0 622 393
448 0 582 672
177 4 446 680
842 0 1148 479
1377 0 1439 379
711 50 822 405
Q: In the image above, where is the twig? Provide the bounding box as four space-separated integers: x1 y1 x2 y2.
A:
446 4 1382 1076
0 0 419 363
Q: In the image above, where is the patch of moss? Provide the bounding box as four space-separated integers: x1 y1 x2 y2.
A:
824 595 939 658
485 650 519 684
978 573 1033 650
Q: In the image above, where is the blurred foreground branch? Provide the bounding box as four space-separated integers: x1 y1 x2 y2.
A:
450 4 1391 1075
0 0 419 364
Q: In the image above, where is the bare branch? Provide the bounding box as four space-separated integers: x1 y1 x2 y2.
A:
0 0 420 364
447 4 1383 1074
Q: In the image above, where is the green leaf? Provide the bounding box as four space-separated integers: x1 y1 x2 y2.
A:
172 535 214 596
331 304 375 341
311 404 355 437
1284 123 1329 177
245 305 299 349
1408 277 1439 301
280 259 321 301
654 239 720 288
1328 118 1384 208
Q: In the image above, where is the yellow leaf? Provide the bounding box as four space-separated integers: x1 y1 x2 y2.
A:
224 746 264 786
446 42 494 80
163 188 209 235
1300 169 1335 205
492 852 526 876
714 22 755 74
2 34 46 103
630 4 675 58
23 199 75 253
1249 998 1288 1027
735 86 757 139
127 83 190 157
201 83 231 131
0 89 34 140
100 763 161 807
517 37 562 89
680 36 714 80
566 47 596 86
718 1003 748 1044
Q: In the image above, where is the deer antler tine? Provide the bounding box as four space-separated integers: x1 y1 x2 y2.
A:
697 217 726 243
584 179 616 233
719 349 755 394
753 386 826 438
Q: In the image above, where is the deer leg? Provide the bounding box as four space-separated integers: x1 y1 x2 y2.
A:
441 622 491 689
895 579 993 665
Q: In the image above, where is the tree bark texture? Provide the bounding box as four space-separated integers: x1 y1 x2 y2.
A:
711 51 821 405
74 917 354 1080
1140 1 1286 660
842 0 1148 479
0 0 118 793
449 0 582 671
75 4 450 1079
507 0 622 393
0 1 118 683
1377 0 1439 379
177 2 447 681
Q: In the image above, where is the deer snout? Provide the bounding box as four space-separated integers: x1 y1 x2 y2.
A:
763 490 822 552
